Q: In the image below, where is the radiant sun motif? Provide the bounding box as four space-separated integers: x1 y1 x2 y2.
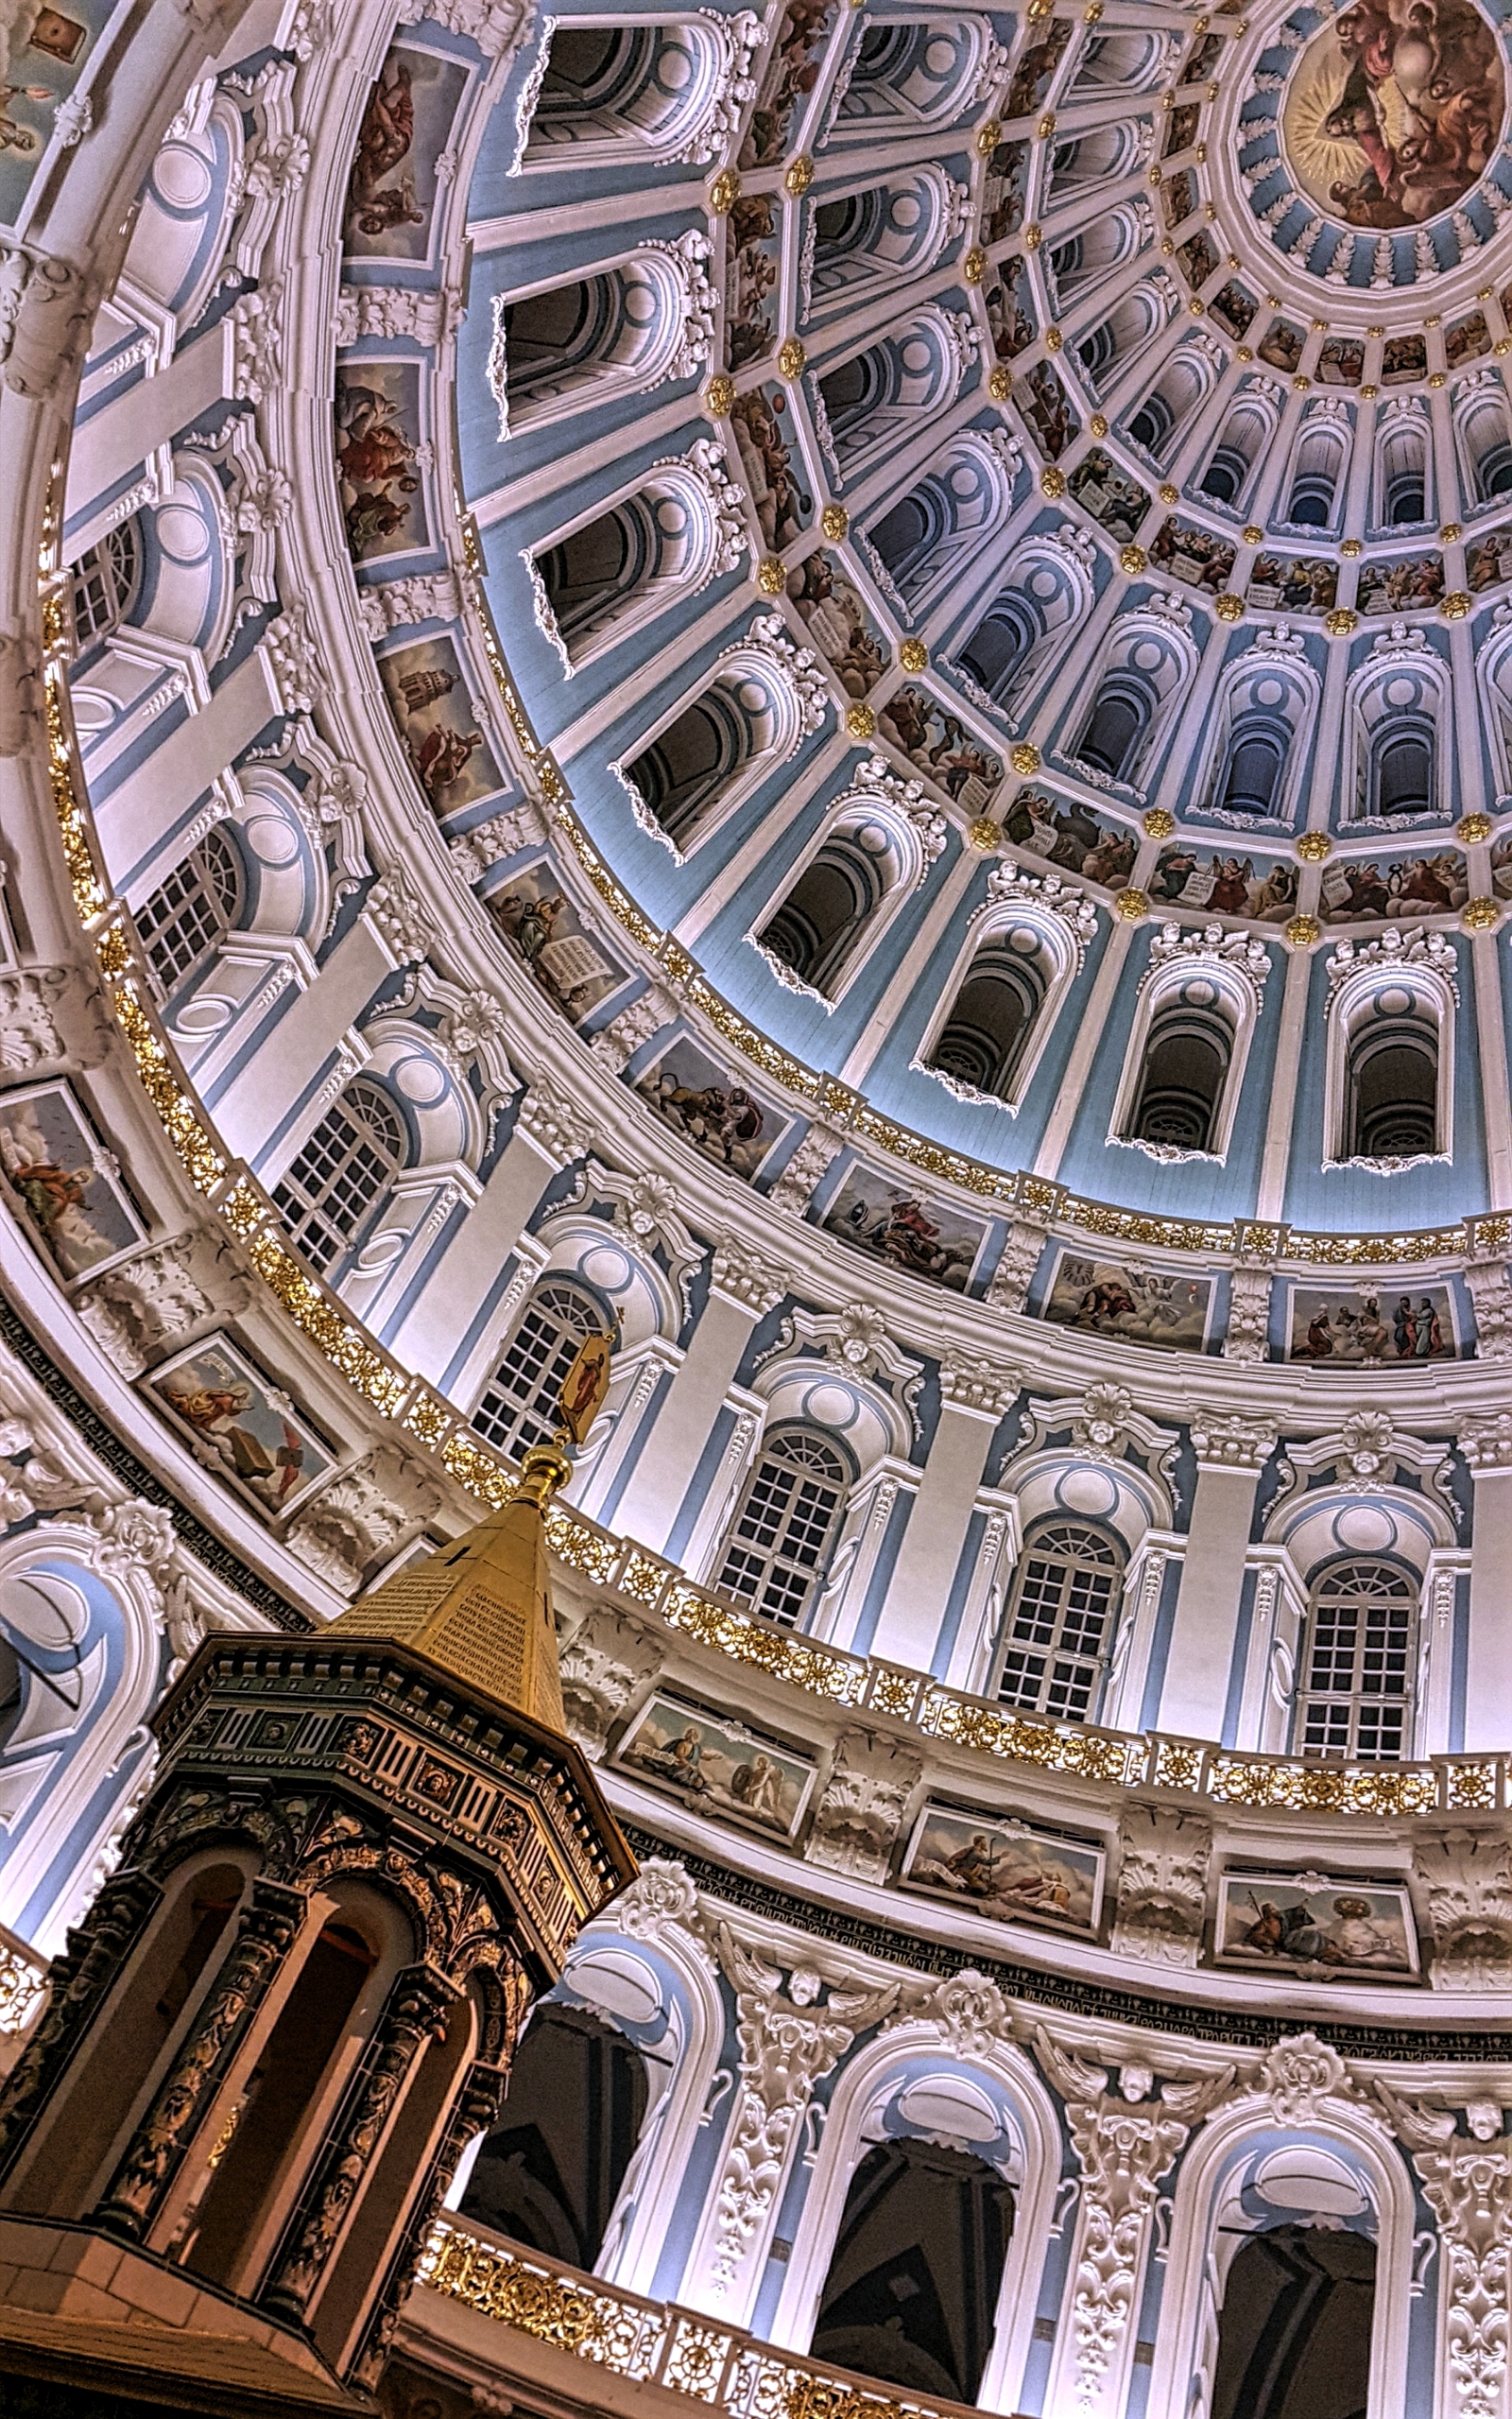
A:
1280 0 1506 232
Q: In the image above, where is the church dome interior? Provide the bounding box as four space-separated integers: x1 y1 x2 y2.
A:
2 0 1512 2413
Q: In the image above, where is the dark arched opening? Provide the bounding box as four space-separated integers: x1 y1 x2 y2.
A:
457 2003 647 2271
1211 2224 1375 2419
810 2139 1013 2404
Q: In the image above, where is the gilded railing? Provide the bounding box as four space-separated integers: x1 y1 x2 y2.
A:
417 2221 988 2419
0 1925 49 2040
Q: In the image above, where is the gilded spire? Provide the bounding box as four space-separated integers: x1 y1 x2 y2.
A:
328 1330 616 1734
326 1438 573 1734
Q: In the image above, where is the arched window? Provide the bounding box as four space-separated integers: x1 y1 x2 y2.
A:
1369 716 1434 817
70 522 140 648
809 2139 1013 2403
620 664 784 853
1343 1016 1438 1160
716 1427 850 1629
1078 675 1154 782
993 1523 1123 1721
1129 999 1232 1152
1297 1561 1417 1761
1286 426 1343 528
1128 391 1173 454
1200 405 1267 505
1377 420 1427 526
959 597 1037 700
135 826 244 995
272 1078 406 1276
517 22 735 165
925 939 1047 1099
457 2003 647 2271
473 1280 599 1460
492 256 692 432
757 811 911 999
1211 2224 1375 2419
1218 716 1288 819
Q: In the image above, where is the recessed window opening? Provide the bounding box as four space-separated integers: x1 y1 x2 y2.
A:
959 599 1036 701
1201 445 1246 504
1128 393 1173 453
1077 677 1151 782
272 1079 406 1277
473 1281 599 1461
1211 2224 1375 2419
1297 1560 1416 1761
1479 441 1512 498
1371 720 1433 817
136 825 244 994
810 2138 1013 2405
1129 1006 1231 1152
1218 721 1287 819
458 2003 647 2271
994 1522 1122 1722
1287 472 1335 527
926 942 1045 1099
1345 1022 1438 1160
70 521 140 646
716 1428 849 1629
758 826 893 996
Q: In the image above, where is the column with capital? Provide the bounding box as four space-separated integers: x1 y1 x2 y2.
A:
1153 1413 1278 1744
1458 1413 1512 1752
610 1239 790 1558
867 1354 1020 1673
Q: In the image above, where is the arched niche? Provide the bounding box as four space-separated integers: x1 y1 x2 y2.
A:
1076 275 1177 396
802 168 965 318
0 1533 164 1956
815 306 972 487
1145 2104 1418 2419
1125 337 1222 462
511 16 759 170
765 2021 1064 2418
489 236 712 437
1345 643 1450 824
612 627 820 858
911 866 1093 1111
1199 641 1319 826
954 535 1092 718
526 444 740 672
827 17 1001 140
1323 940 1456 1172
751 777 937 1006
1073 611 1199 795
1048 203 1151 311
1108 925 1270 1166
864 432 1017 620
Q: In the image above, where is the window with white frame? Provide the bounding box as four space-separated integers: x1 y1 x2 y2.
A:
272 1078 406 1277
472 1280 599 1460
1297 1560 1417 1761
716 1427 850 1628
70 522 140 647
993 1522 1122 1721
135 826 244 995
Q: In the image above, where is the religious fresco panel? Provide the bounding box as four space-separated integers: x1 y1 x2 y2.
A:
343 42 470 262
0 1082 146 1285
375 634 507 813
902 1802 1106 1938
1286 1281 1460 1362
1280 1 1503 231
147 1334 335 1519
1150 843 1297 922
631 1033 792 1182
1004 790 1139 887
1040 1249 1214 1351
821 1163 990 1292
485 859 634 1028
1317 849 1468 922
730 384 812 551
335 361 431 565
615 1692 816 1839
876 685 1004 811
1215 1871 1419 1980
786 550 888 697
726 193 782 371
